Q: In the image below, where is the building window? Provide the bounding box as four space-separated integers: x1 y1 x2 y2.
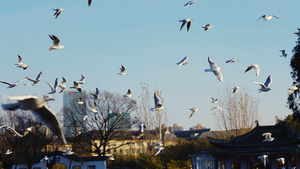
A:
126 149 130 154
132 149 135 153
137 143 140 146
113 142 116 146
114 149 117 154
131 142 135 147
119 149 123 154
127 143 130 147
73 166 81 169
87 166 95 169
137 149 140 153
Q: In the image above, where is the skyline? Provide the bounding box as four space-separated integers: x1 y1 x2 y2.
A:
0 0 300 130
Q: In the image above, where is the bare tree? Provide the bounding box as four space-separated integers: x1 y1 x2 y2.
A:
214 86 259 137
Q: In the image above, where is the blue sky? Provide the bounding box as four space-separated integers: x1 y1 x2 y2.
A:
0 0 299 130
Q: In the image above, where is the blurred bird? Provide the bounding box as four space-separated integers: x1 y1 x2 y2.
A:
176 56 188 66
138 123 147 133
40 156 49 162
152 141 163 147
26 71 42 86
211 106 222 111
48 34 65 51
276 158 285 165
123 89 132 98
205 57 223 82
211 97 218 103
288 84 298 96
70 81 82 92
202 24 213 31
151 91 165 111
280 50 288 58
245 64 259 76
1 95 67 144
88 101 98 113
184 0 196 8
91 87 101 99
258 155 268 166
53 8 63 19
77 97 84 105
59 77 67 94
0 125 25 137
5 149 12 155
252 75 272 92
226 58 238 63
15 55 29 70
262 132 275 142
118 65 127 75
0 78 27 88
46 78 59 94
155 146 164 156
257 15 279 21
76 74 86 84
83 115 88 121
179 18 192 32
63 148 74 156
233 86 240 93
189 107 198 119
88 0 92 6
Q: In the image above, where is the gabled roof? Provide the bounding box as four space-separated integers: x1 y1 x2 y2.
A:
208 124 300 147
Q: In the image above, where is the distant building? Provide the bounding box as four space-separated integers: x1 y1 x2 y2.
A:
158 123 183 133
190 124 206 130
109 113 131 130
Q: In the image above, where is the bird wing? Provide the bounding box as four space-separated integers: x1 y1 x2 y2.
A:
14 78 27 84
154 92 161 108
17 55 22 63
120 65 125 72
271 15 279 19
79 74 86 81
49 34 60 46
257 15 265 20
212 69 223 82
179 20 187 31
0 81 12 85
264 75 272 87
208 57 217 69
46 81 54 90
55 11 61 19
127 89 131 95
253 65 259 76
245 66 253 73
53 78 59 89
177 56 188 65
187 20 191 32
36 72 43 80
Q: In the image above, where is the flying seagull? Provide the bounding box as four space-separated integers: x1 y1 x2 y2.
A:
233 86 240 94
155 146 164 156
152 141 163 147
123 89 132 98
53 8 63 19
184 0 196 8
76 74 86 84
262 132 275 142
258 155 268 167
150 91 165 111
245 64 259 76
77 97 84 105
83 115 88 121
26 71 42 86
63 148 74 156
257 15 279 21
288 84 298 96
252 75 272 92
46 78 59 94
58 77 67 94
1 95 67 144
226 58 238 64
118 65 127 75
280 50 288 58
138 123 147 133
276 158 285 166
88 101 98 113
179 18 192 32
70 81 82 92
15 55 29 70
189 107 198 119
5 149 12 155
211 106 222 111
48 34 65 51
211 97 218 103
205 57 223 82
202 24 213 31
176 56 188 66
0 78 27 88
91 87 101 99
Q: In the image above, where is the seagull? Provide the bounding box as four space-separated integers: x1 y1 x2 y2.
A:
77 97 84 105
280 50 288 58
211 97 218 103
226 58 238 64
0 125 25 137
245 64 259 76
151 91 165 111
118 65 127 75
0 78 27 88
276 158 285 165
252 75 272 92
152 141 163 147
211 106 222 111
48 34 64 51
205 57 223 82
88 101 98 113
76 74 86 84
202 24 213 31
15 55 29 70
123 89 132 98
91 88 101 99
184 0 196 8
179 18 192 32
63 148 74 156
288 84 298 96
258 155 268 167
257 15 279 21
53 8 63 19
88 0 92 6
59 77 67 94
70 81 82 92
83 115 88 121
154 146 164 156
262 132 275 142
233 86 240 93
40 156 49 162
176 56 188 66
46 78 59 94
26 71 43 86
189 107 198 119
138 123 147 133
1 95 67 144
5 149 12 155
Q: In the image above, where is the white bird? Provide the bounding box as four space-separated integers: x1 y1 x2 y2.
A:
123 89 132 98
179 18 192 32
118 65 127 75
252 75 272 92
211 97 218 103
154 146 164 156
280 50 288 58
176 56 188 66
0 125 25 137
233 87 240 94
151 91 165 111
59 77 67 94
245 64 259 76
211 106 222 111
202 24 213 31
63 148 74 156
288 84 298 96
184 0 196 8
226 58 238 64
152 141 163 147
1 95 67 144
258 15 279 21
205 57 223 82
91 88 101 99
0 78 27 88
5 149 12 155
189 107 198 119
70 81 82 92
83 115 88 121
53 8 63 19
262 132 275 142
15 55 29 70
26 71 43 86
138 123 147 133
77 97 84 105
48 34 65 51
276 158 285 166
88 101 98 113
46 78 59 94
76 74 86 84
258 155 268 166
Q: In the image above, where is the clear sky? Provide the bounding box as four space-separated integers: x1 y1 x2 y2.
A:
0 0 300 130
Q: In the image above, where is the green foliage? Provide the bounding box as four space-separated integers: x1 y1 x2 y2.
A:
276 115 300 131
166 160 192 169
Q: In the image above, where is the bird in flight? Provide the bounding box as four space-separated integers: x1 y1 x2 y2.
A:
151 91 165 111
245 64 259 76
252 75 272 92
189 107 198 119
184 0 196 8
179 18 192 32
258 155 268 167
70 81 82 92
15 55 29 70
202 24 213 31
262 132 275 142
91 87 101 99
46 78 59 94
26 71 42 86
211 106 222 111
288 84 298 96
280 50 288 58
118 65 127 75
226 58 238 64
76 74 86 84
48 34 65 51
176 56 188 66
233 87 240 93
211 97 218 103
123 89 132 98
59 77 67 94
53 8 63 19
205 57 223 82
257 15 279 21
0 78 27 88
